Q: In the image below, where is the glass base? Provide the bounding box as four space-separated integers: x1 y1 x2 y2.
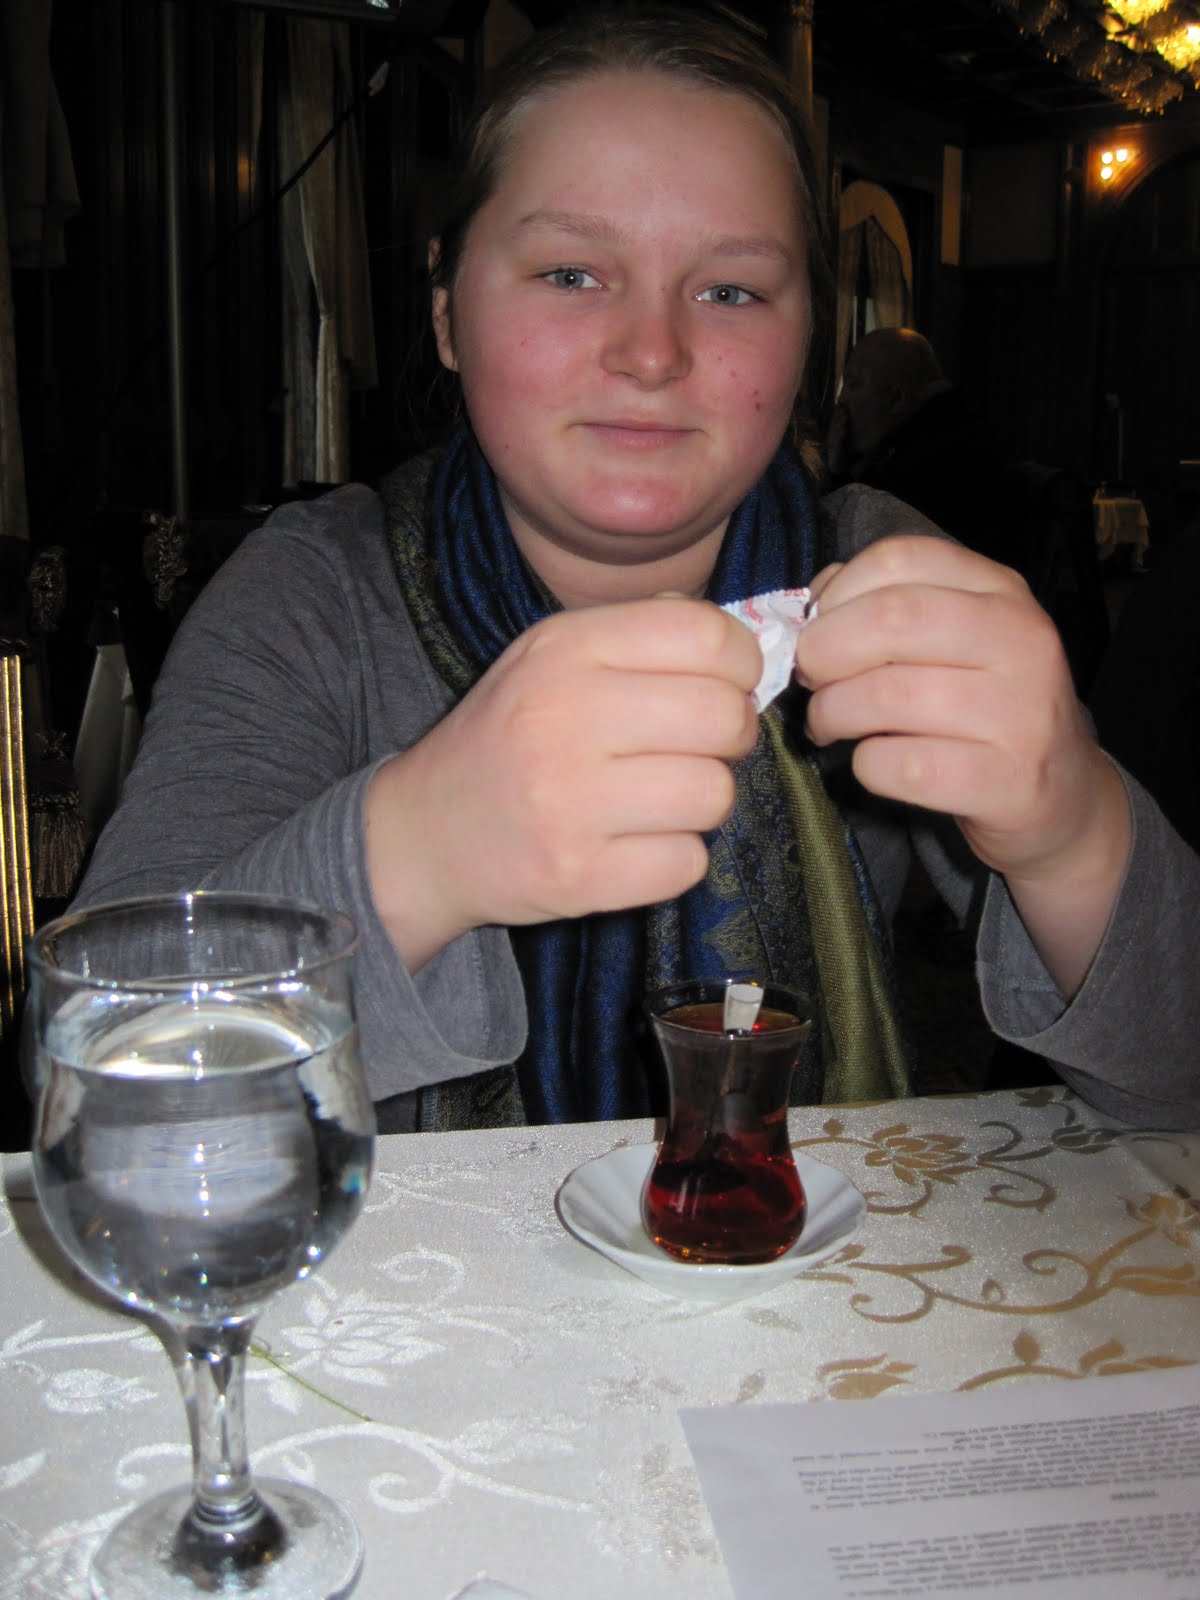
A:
90 1478 363 1599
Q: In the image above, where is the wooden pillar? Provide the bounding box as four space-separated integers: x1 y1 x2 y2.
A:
781 0 814 123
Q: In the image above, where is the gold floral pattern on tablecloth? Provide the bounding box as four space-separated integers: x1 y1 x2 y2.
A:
794 1086 1195 1216
784 1087 1199 1331
814 1335 1198 1401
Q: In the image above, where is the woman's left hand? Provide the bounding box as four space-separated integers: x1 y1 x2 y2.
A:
792 533 1131 996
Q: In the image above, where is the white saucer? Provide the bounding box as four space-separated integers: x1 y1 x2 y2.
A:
555 1144 865 1304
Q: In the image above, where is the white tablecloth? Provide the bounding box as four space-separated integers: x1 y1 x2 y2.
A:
2 1087 1197 1600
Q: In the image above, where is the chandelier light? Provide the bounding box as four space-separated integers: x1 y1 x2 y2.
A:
989 0 1200 113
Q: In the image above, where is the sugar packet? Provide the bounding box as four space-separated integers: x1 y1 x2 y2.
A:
722 587 818 711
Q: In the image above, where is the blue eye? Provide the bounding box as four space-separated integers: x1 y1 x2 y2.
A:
543 267 600 291
698 284 758 306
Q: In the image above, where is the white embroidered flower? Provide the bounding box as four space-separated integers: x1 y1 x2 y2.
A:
43 1366 159 1415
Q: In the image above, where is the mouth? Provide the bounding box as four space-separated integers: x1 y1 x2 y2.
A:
580 420 695 451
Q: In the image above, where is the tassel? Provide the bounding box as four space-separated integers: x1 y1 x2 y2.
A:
27 732 91 902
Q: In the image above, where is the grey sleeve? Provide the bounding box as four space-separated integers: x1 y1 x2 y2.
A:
977 767 1200 1129
820 481 946 560
73 489 526 1102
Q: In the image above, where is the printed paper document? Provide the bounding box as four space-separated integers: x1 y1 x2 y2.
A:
682 1363 1200 1599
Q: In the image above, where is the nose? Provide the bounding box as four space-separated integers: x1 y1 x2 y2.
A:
601 289 692 388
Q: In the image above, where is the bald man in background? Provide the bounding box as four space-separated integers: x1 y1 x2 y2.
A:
825 327 1034 577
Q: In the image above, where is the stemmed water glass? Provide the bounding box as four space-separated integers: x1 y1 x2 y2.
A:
26 892 376 1599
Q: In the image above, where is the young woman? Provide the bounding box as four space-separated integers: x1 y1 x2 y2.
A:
76 4 1198 1131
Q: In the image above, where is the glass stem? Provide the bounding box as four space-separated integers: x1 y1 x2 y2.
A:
165 1318 289 1580
167 1320 288 1583
181 1322 267 1531
173 1318 291 1580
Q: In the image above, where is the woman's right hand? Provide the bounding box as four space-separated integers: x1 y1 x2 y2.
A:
364 596 763 971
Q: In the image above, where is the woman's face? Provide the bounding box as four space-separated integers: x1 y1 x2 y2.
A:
433 70 812 605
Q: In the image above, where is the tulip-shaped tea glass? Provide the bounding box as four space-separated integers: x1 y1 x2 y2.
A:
28 892 375 1600
641 978 813 1264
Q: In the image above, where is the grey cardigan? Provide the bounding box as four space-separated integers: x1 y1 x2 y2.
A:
76 476 1200 1129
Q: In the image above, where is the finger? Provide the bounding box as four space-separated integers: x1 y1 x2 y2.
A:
585 671 759 759
804 662 1017 749
524 598 763 692
848 732 1016 818
806 561 844 604
795 581 1058 689
577 832 712 913
593 753 739 836
518 746 737 864
814 532 1027 612
522 754 736 857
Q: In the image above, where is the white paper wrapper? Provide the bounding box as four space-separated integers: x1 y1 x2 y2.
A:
723 981 765 1032
722 587 817 711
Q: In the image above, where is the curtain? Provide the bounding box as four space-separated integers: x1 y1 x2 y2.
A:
834 218 914 386
834 181 915 388
1 0 79 272
279 20 377 486
1 0 79 542
863 216 911 330
1 0 80 763
0 169 27 544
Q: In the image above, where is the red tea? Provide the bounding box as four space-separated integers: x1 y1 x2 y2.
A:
659 1001 801 1035
642 996 808 1264
642 1127 806 1264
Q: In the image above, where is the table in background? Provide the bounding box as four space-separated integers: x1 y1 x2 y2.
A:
1093 491 1150 567
2 1087 1197 1600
